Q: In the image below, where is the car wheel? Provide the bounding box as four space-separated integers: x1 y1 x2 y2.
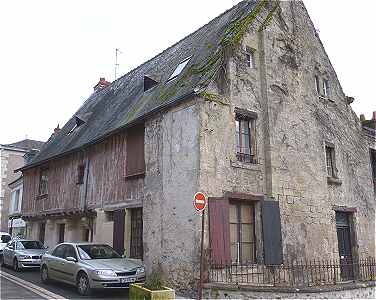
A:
77 272 91 296
41 265 50 284
13 258 21 272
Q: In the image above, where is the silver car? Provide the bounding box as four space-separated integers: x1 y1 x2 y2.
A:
40 242 145 296
2 239 48 271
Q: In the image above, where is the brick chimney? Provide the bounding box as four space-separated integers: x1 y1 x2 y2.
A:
373 111 376 120
360 114 366 122
94 77 111 92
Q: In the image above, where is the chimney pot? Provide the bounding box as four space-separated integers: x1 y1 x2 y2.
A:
94 77 111 92
54 124 60 134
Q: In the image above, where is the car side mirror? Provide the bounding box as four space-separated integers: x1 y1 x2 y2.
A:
66 256 77 263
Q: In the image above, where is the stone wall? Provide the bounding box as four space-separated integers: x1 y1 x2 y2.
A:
0 148 25 231
203 283 376 299
143 100 201 294
198 0 375 266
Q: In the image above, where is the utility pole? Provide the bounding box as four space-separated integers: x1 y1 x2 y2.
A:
114 48 122 80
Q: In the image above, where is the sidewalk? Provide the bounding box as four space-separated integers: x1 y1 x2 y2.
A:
1 276 42 299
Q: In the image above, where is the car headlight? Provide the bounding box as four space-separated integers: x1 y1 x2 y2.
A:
18 255 31 260
136 267 145 275
94 269 117 277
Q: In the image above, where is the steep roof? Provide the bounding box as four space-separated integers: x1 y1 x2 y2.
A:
3 139 44 151
23 0 260 170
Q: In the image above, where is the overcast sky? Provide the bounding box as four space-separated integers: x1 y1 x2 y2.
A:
0 0 374 144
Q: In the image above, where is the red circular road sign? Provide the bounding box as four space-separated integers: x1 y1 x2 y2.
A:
193 192 207 212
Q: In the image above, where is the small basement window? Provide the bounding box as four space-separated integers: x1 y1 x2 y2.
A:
167 57 191 81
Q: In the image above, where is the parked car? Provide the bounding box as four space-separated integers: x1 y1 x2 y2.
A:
40 242 145 296
0 232 11 256
2 239 48 271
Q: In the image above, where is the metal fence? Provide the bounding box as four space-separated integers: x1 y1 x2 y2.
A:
209 257 376 287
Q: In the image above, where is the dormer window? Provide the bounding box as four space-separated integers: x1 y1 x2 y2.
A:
167 57 191 81
144 75 159 92
68 115 88 135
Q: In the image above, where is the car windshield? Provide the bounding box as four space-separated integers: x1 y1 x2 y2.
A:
17 241 44 250
77 244 121 260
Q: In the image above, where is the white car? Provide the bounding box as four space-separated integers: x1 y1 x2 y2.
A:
0 232 11 256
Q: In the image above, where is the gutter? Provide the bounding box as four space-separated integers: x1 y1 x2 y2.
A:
17 90 196 172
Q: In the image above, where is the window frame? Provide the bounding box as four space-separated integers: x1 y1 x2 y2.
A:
167 56 191 82
38 167 48 196
76 164 85 185
235 109 257 164
370 149 376 188
314 75 320 94
245 47 256 69
323 79 330 98
229 201 256 265
325 143 337 178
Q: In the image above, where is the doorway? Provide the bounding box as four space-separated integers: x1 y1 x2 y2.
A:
335 211 354 280
113 209 125 256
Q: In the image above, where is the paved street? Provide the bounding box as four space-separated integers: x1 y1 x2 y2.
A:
0 264 130 299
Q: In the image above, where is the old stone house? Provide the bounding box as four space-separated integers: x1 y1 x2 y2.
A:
20 0 375 295
0 139 44 232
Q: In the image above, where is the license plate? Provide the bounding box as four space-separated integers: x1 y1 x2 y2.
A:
120 277 136 283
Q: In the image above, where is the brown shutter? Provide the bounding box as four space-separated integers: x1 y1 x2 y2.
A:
209 197 231 266
126 124 145 177
113 209 125 255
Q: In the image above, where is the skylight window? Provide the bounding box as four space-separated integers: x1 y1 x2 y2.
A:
168 57 191 81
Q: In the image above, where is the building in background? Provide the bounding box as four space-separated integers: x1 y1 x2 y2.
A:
0 139 44 232
8 176 24 237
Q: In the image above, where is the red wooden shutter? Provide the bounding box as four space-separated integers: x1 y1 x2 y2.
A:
209 197 231 266
113 209 125 255
126 124 145 177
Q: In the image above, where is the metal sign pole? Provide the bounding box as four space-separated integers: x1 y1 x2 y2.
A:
198 210 205 300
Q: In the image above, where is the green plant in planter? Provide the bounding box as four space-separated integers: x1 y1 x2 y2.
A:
130 268 175 300
143 269 165 291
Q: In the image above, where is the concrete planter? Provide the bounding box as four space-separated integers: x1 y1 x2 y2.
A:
129 283 175 300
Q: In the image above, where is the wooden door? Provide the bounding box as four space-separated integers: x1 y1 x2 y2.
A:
113 209 125 255
336 212 354 280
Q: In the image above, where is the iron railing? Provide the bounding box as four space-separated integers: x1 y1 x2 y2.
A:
208 257 376 287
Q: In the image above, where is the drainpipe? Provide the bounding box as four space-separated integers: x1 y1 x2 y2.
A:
258 30 273 197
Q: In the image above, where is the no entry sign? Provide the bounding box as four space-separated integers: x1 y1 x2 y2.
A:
193 192 207 213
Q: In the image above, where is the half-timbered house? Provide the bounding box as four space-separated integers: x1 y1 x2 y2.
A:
20 1 375 296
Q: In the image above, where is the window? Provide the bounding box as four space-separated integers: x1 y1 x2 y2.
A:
314 75 320 94
125 124 145 178
167 57 191 81
371 149 376 185
235 111 257 163
77 164 85 185
130 208 143 259
52 244 67 258
325 144 337 178
229 202 255 264
12 189 20 213
246 48 256 68
58 224 65 244
38 168 48 195
65 245 77 259
323 79 330 97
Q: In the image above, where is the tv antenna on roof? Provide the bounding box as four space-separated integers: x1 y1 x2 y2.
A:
114 48 122 80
